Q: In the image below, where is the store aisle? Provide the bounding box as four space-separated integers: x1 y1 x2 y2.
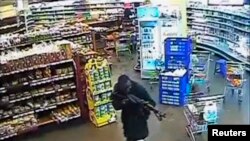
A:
17 54 249 141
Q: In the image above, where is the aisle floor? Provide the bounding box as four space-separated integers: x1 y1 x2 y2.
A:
17 54 249 141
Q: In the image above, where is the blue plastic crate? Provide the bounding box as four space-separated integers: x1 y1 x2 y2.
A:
164 37 192 56
160 96 188 106
160 90 188 102
160 90 188 97
165 55 191 70
159 72 189 93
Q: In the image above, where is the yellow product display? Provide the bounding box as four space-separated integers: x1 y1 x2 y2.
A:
227 65 244 87
89 110 116 127
85 57 116 127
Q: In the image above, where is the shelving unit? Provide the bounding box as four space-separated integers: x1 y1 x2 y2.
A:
85 57 116 127
0 4 25 34
0 22 93 53
187 1 250 71
196 38 250 71
126 2 144 72
27 0 124 27
0 47 83 140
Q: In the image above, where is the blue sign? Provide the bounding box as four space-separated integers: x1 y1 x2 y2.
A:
137 6 160 18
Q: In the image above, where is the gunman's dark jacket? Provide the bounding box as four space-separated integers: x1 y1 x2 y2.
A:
111 81 156 140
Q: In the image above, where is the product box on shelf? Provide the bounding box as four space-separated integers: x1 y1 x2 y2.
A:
84 57 116 127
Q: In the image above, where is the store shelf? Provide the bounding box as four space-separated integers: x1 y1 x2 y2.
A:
38 117 56 126
187 3 250 71
187 5 249 19
195 41 250 71
93 88 113 96
30 74 75 86
0 25 92 52
35 105 57 113
197 39 249 63
56 98 78 106
27 0 124 27
9 96 32 103
0 45 83 139
0 133 17 140
0 59 74 77
33 90 55 97
12 111 35 119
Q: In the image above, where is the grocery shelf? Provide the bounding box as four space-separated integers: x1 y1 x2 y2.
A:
188 21 249 38
187 4 250 71
0 27 92 52
0 59 74 77
0 48 84 139
27 0 124 27
0 133 17 140
38 117 56 126
30 74 75 86
187 6 249 19
195 42 250 71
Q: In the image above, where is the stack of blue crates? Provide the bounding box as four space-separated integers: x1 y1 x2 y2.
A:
159 38 192 106
159 72 189 106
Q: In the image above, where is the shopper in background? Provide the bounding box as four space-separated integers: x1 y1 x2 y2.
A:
111 75 156 141
130 33 137 53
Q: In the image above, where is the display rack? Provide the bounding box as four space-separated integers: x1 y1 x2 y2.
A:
128 2 144 71
0 22 93 53
184 94 224 141
224 62 245 103
0 4 25 34
120 2 136 55
28 0 124 27
187 1 250 71
85 57 116 127
195 38 250 71
0 44 83 140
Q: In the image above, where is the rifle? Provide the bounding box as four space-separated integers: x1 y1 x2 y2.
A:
113 93 167 121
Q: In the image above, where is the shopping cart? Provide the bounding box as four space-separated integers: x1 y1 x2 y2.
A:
184 94 224 141
224 62 245 103
191 51 211 93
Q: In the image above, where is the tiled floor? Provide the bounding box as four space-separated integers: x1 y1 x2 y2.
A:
16 54 249 141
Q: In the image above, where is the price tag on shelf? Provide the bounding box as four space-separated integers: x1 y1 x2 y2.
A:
57 88 63 92
13 111 34 119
